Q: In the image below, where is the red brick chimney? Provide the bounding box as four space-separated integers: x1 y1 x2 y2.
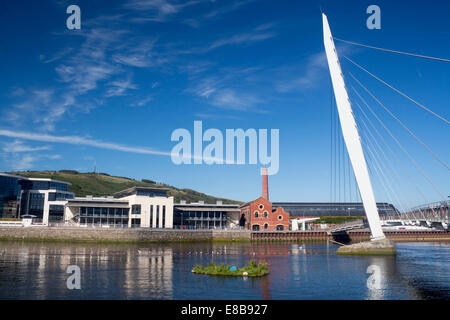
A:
262 167 269 200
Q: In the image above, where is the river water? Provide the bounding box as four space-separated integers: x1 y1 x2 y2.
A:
0 241 448 300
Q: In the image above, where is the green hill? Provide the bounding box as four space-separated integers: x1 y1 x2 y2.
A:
9 170 242 204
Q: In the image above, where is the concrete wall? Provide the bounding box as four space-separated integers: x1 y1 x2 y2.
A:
0 227 251 242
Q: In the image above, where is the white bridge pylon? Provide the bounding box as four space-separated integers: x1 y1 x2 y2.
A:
322 13 385 240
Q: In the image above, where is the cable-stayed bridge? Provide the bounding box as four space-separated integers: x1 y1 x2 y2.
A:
323 14 449 240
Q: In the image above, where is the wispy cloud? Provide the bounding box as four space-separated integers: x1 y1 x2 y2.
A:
54 28 127 94
14 155 37 171
0 129 221 164
105 77 139 97
112 39 169 68
5 153 62 171
125 0 205 23
40 47 74 64
1 140 59 171
203 0 255 19
208 31 276 51
183 0 256 28
3 90 75 131
176 24 277 54
0 129 171 157
186 67 266 111
131 96 153 107
2 140 50 153
275 52 327 93
275 44 355 93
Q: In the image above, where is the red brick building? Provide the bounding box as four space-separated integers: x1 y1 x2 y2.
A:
240 168 290 231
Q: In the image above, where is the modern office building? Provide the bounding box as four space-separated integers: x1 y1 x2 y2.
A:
0 173 75 224
0 173 25 219
20 178 75 225
173 201 241 229
64 186 174 228
272 202 398 218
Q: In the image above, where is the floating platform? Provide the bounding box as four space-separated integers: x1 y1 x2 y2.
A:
192 261 269 277
336 238 396 255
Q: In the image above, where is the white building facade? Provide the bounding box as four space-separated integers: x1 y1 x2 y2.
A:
64 187 174 228
19 178 74 226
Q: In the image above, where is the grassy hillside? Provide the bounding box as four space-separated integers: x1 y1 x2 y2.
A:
10 170 242 204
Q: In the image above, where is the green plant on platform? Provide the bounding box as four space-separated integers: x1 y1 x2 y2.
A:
192 259 269 277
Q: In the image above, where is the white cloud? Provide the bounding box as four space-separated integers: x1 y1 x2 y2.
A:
2 140 50 153
105 77 138 97
275 44 355 93
186 68 265 111
125 0 205 22
3 90 74 132
14 155 37 171
209 89 262 110
275 52 327 93
131 96 153 107
0 140 61 171
176 25 277 55
208 31 276 51
203 0 255 19
0 129 171 157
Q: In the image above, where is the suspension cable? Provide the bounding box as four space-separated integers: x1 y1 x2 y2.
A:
354 101 420 219
349 92 431 218
349 82 447 200
354 103 407 216
344 56 449 125
348 71 450 170
334 37 450 63
358 120 405 217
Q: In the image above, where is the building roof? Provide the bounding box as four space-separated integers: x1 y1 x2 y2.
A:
175 206 241 212
27 177 72 185
66 197 129 208
0 173 72 185
0 172 26 179
113 186 170 197
240 196 271 208
175 202 240 207
273 202 394 206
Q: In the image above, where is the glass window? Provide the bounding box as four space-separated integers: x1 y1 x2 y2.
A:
254 211 259 218
49 205 64 222
162 206 166 228
150 205 153 228
132 205 141 215
156 205 160 228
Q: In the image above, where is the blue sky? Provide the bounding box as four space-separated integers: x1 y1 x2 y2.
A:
0 0 449 208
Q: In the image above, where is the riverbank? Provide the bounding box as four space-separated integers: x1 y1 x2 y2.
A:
0 227 251 244
0 227 448 244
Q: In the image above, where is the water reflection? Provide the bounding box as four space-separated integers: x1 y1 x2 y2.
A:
365 257 393 300
0 241 448 299
0 243 173 299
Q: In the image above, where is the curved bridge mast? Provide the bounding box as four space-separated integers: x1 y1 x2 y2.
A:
322 13 385 240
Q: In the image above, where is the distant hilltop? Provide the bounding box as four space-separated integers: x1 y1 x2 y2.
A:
8 170 241 204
